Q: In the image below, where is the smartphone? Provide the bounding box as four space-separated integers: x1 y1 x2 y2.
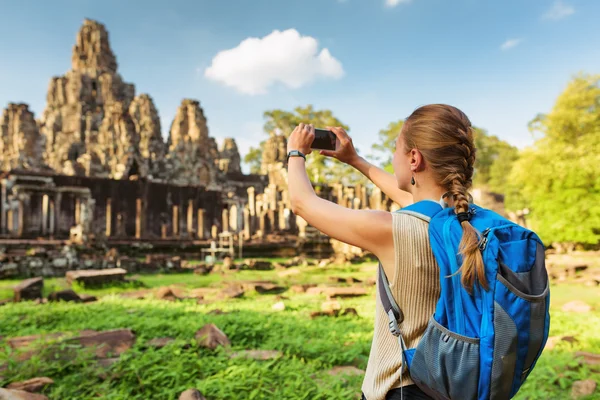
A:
311 128 337 151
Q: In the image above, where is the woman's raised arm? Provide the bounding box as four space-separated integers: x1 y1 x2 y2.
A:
286 124 394 262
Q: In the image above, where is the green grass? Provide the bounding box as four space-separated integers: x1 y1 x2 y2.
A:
1 261 599 399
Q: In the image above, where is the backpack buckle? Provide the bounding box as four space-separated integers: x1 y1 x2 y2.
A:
387 310 401 337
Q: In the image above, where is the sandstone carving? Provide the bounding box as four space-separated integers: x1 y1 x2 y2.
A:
0 103 45 171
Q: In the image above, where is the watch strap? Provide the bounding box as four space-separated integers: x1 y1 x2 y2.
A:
286 150 306 163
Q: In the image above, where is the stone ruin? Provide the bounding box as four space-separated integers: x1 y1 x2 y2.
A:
0 19 417 277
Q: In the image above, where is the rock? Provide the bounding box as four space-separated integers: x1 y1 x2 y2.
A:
230 350 282 361
6 377 54 392
321 300 342 312
219 285 244 299
7 333 66 350
223 256 234 270
13 278 43 302
272 301 285 311
146 337 174 349
193 265 213 275
571 380 597 398
310 310 339 318
562 301 592 313
277 268 301 277
291 284 316 293
340 308 359 317
306 286 327 296
318 259 330 268
156 287 184 301
66 268 127 286
329 276 362 284
575 352 600 366
0 262 19 279
68 329 136 359
178 389 207 400
240 259 273 271
195 324 230 350
0 388 49 400
79 294 98 303
48 289 81 302
325 286 368 299
97 357 120 368
326 366 365 377
545 335 580 350
254 283 286 294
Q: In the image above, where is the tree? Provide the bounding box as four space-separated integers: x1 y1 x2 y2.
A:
371 120 404 173
472 127 519 189
243 147 262 174
507 74 600 246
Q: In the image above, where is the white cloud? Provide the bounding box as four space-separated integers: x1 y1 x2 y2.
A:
385 0 412 8
543 1 575 20
500 38 523 51
204 29 344 95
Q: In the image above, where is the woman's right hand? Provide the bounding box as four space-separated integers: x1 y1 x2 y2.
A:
319 127 360 166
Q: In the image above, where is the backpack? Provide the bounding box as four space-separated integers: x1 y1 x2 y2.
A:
378 199 550 400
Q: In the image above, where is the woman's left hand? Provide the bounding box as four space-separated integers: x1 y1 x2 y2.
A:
287 123 314 155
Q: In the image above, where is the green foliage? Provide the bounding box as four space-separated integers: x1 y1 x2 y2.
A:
472 127 519 190
508 74 600 245
370 120 403 173
1 265 599 399
244 147 263 174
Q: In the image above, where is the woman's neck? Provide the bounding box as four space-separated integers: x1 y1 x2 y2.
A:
411 184 454 208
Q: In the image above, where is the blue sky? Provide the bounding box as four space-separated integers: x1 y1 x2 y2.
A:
1 0 598 171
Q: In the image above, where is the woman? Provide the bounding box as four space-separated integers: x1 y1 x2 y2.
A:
286 104 482 400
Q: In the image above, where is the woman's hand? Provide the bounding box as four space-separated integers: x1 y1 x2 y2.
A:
319 127 360 166
287 123 314 155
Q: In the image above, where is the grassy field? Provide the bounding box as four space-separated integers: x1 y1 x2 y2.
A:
1 261 599 399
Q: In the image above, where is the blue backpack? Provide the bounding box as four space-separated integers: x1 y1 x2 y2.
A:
378 199 550 400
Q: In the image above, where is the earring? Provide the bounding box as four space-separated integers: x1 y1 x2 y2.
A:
411 174 416 186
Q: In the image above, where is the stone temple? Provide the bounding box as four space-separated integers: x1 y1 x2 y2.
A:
0 19 399 260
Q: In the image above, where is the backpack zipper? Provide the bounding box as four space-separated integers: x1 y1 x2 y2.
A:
479 228 492 251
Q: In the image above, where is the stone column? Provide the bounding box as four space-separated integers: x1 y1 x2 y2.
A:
268 209 275 233
187 200 194 236
243 206 250 240
222 208 229 233
197 209 205 239
247 187 256 216
278 202 286 230
0 180 6 234
258 211 266 238
17 195 28 237
49 199 55 236
229 204 238 232
296 215 307 238
172 205 179 236
135 198 142 239
371 187 382 210
42 194 49 235
105 198 112 237
75 197 81 225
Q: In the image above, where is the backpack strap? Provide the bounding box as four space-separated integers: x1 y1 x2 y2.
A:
377 198 446 382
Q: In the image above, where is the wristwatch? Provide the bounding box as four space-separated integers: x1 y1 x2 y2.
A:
286 150 306 163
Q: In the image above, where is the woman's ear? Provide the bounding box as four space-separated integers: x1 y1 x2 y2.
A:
410 149 424 172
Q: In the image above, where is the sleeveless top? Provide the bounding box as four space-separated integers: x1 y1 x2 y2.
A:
361 212 441 400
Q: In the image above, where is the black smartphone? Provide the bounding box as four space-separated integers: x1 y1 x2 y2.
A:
311 128 337 151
